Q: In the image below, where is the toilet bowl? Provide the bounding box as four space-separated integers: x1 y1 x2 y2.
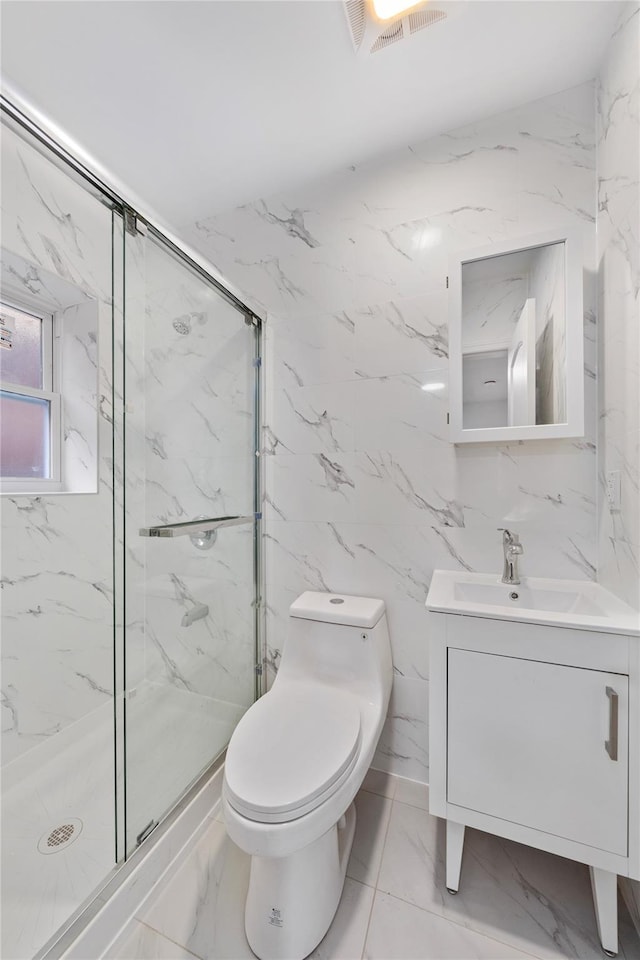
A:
223 591 392 960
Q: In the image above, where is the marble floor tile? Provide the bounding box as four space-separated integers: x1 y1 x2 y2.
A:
346 789 393 887
361 768 398 799
377 802 640 959
393 777 429 811
137 818 375 960
310 879 375 960
364 890 536 960
106 920 201 959
137 819 253 960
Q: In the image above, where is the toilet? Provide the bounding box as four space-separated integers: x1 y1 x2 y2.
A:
223 591 392 960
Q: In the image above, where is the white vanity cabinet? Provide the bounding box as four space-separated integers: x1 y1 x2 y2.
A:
447 650 628 856
427 603 640 957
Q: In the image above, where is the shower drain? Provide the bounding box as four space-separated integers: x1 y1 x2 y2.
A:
37 818 83 854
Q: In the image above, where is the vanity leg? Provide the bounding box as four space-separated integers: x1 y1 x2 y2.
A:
446 820 465 894
589 866 618 956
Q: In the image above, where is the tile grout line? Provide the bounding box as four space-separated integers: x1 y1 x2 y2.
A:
135 919 205 960
373 888 544 960
368 793 548 960
359 791 397 959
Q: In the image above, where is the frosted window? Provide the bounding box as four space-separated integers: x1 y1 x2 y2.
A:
0 305 44 389
0 390 50 478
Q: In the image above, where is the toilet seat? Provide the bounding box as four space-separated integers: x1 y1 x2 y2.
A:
224 683 362 824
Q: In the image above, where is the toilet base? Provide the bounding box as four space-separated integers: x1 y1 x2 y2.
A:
244 802 356 960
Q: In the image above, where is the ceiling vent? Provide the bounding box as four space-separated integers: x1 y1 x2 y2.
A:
344 0 462 56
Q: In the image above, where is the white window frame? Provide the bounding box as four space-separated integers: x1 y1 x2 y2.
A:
0 297 63 494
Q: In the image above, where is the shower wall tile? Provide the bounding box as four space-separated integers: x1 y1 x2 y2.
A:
597 2 640 613
1 126 113 304
60 300 100 492
1 124 115 766
186 81 600 780
141 571 255 707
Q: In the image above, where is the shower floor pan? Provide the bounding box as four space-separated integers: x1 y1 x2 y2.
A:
1 685 246 960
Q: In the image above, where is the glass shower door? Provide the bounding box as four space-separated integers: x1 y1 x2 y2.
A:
121 223 259 854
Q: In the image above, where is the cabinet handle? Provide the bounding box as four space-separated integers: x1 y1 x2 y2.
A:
605 686 619 761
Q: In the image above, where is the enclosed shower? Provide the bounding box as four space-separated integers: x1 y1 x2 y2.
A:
0 102 262 959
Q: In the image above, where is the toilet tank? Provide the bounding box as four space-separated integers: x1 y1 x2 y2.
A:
275 592 392 704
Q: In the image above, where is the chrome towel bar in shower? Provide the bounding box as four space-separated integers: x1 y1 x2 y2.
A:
139 515 255 538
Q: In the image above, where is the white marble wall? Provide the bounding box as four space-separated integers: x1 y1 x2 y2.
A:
596 2 640 925
1 123 115 766
184 82 599 782
60 299 100 491
597 2 640 613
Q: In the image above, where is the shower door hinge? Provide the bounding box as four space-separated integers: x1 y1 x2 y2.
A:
446 276 449 288
255 662 263 676
253 356 262 368
245 314 260 328
124 208 148 237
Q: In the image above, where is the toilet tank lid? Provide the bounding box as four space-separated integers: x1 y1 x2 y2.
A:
290 591 386 628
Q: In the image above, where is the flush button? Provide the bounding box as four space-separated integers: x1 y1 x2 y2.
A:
330 597 344 604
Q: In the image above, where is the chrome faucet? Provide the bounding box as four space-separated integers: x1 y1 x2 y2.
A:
499 528 524 584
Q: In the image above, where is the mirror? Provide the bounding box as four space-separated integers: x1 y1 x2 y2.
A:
448 230 584 443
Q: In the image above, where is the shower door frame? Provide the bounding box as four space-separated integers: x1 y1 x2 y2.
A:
117 212 265 861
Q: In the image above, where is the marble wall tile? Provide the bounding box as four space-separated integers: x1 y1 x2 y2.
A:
267 380 356 457
267 312 355 387
187 81 600 781
373 676 429 782
597 3 640 613
60 300 100 492
1 123 115 766
1 126 113 303
352 293 448 379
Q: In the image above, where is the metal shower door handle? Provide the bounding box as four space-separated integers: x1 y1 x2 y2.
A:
605 686 619 761
139 515 254 538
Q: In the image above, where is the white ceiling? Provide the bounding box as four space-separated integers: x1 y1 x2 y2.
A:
1 1 622 234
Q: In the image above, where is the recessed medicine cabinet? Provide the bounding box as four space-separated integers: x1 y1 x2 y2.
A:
448 229 584 443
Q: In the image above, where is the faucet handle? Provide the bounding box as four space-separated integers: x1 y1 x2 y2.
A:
498 528 522 547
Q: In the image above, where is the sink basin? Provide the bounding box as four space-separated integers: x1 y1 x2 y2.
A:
453 581 606 616
427 570 639 634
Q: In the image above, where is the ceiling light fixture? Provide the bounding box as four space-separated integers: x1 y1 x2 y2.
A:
370 0 427 22
344 0 464 58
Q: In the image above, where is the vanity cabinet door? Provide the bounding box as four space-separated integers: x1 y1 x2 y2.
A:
447 649 628 856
